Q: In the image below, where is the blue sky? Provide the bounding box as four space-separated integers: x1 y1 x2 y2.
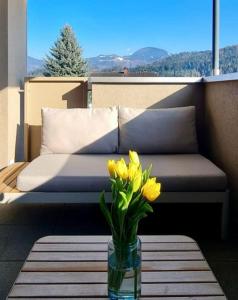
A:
28 0 238 59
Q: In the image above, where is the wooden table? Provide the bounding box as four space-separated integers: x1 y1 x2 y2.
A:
7 235 226 299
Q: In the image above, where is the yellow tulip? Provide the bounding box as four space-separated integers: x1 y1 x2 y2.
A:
142 178 161 202
115 158 128 180
128 162 138 181
132 169 142 192
107 160 116 177
129 150 140 167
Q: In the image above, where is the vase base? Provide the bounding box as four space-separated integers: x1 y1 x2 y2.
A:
109 290 140 300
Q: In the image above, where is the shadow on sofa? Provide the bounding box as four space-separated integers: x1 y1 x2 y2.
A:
1 106 229 239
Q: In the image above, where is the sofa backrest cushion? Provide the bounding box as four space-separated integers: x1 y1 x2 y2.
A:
41 107 118 154
119 106 198 154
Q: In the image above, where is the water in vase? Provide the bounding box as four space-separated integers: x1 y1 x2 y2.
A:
108 238 141 300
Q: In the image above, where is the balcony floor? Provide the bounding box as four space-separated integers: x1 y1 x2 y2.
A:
0 204 237 300
0 163 28 193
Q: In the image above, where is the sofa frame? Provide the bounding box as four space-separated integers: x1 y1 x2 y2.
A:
0 162 229 240
0 78 230 240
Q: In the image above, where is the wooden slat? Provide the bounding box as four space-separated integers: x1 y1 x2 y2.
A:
8 235 226 299
37 235 195 244
16 271 217 284
2 164 26 192
23 260 210 272
143 271 217 283
142 283 224 297
0 162 28 192
32 242 199 252
16 272 107 284
8 297 227 300
0 162 24 183
9 186 21 193
138 235 196 243
28 251 203 261
10 283 224 297
10 284 106 298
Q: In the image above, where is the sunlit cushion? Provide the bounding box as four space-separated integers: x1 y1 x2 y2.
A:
41 107 118 154
17 154 226 192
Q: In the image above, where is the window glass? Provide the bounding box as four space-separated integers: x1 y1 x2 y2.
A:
220 0 238 74
28 0 214 77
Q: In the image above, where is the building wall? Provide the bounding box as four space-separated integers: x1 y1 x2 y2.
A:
0 0 26 169
92 80 206 152
7 0 27 164
205 80 238 222
24 77 88 161
92 82 203 109
0 0 9 169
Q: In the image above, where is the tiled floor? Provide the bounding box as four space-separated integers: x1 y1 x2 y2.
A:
0 203 237 300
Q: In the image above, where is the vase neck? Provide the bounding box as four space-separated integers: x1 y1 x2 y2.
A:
112 237 139 250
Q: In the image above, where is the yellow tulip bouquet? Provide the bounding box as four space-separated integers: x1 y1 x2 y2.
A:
100 150 161 298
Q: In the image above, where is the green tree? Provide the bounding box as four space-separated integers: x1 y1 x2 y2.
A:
44 25 87 76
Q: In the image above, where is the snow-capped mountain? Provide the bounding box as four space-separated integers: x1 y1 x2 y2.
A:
87 47 168 71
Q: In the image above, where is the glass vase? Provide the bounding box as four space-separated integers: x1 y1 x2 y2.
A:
108 237 141 300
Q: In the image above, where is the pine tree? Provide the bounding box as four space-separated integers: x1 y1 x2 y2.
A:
44 25 87 76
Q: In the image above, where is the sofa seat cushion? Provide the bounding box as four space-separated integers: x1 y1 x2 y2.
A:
17 154 227 192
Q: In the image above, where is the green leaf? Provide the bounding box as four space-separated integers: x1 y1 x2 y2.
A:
115 177 124 190
147 164 152 178
142 164 152 185
128 193 141 212
110 178 116 185
143 202 154 214
129 201 153 225
126 182 134 204
118 191 129 211
99 191 113 228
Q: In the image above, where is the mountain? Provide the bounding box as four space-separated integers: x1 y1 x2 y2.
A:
27 56 43 74
27 47 168 74
27 44 238 76
131 45 238 76
87 47 168 71
128 47 168 62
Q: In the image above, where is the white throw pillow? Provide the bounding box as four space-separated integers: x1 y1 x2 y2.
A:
119 106 198 154
41 107 118 154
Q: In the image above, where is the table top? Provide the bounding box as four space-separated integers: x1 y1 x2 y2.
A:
8 235 226 299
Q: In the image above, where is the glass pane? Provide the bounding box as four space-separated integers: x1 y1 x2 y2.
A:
220 0 238 74
28 0 213 77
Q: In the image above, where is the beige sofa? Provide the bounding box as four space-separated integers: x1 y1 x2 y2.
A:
13 106 228 238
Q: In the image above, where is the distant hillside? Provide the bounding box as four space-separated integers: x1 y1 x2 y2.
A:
87 47 168 71
27 56 43 74
131 45 238 76
27 45 238 76
27 47 168 75
128 47 168 61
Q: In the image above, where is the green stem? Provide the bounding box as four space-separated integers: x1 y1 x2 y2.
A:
133 246 137 299
134 269 137 299
109 238 139 297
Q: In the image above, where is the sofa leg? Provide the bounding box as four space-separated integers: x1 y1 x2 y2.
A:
221 197 229 240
